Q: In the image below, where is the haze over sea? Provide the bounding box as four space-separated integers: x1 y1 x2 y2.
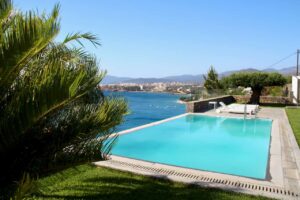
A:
105 91 185 131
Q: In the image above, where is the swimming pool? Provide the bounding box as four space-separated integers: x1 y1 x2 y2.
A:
111 114 272 179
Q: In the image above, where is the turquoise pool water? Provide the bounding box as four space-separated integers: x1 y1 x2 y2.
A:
111 114 272 179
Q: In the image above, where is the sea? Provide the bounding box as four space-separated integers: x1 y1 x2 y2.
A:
104 91 186 131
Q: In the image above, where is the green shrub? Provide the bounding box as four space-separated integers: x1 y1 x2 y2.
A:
0 0 127 186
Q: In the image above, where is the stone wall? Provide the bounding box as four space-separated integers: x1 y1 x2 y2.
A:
186 95 295 113
186 95 236 113
233 95 293 104
260 96 293 104
232 95 251 103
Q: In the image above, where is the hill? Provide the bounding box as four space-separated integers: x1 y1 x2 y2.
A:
101 66 297 85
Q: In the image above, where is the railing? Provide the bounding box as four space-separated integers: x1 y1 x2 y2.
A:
181 86 294 106
180 89 227 102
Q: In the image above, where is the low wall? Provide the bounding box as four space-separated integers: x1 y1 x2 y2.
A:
233 95 293 104
260 96 293 104
232 95 251 103
186 95 235 113
186 95 294 113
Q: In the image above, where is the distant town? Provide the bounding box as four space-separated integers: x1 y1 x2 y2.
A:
100 66 297 94
101 82 202 94
100 67 296 94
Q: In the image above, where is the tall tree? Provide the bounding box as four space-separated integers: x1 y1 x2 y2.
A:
0 0 127 185
203 66 222 90
221 72 287 103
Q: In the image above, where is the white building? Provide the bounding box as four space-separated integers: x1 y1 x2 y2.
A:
292 76 300 104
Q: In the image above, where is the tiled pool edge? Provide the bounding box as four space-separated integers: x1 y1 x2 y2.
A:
108 113 189 138
94 156 299 200
94 108 300 200
269 119 284 186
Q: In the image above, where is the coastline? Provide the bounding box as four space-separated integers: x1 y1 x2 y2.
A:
103 89 187 96
177 99 187 104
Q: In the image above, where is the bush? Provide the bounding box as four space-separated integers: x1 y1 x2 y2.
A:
0 0 127 186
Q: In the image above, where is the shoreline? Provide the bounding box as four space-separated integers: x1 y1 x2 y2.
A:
103 89 188 96
103 90 188 105
177 100 187 104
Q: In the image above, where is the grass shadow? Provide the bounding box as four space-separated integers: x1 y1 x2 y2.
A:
26 165 270 200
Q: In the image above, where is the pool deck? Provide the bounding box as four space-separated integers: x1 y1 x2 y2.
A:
94 107 300 200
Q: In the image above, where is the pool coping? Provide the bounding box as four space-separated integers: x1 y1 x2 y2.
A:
108 113 189 138
94 108 300 199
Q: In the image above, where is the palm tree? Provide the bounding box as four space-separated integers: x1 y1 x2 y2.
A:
0 0 127 185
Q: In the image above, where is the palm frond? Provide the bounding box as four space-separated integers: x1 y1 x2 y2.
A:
63 32 100 47
0 5 60 97
47 96 128 165
0 0 12 23
0 0 127 187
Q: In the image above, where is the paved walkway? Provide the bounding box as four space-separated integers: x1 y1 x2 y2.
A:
94 107 300 200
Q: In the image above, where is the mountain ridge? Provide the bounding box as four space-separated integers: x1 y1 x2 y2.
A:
101 66 297 85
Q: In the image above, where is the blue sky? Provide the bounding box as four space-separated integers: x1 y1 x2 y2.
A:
14 0 300 77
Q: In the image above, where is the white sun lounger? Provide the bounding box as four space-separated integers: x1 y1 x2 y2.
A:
217 102 258 114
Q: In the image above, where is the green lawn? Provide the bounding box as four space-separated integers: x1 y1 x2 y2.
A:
25 164 270 200
286 108 300 146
